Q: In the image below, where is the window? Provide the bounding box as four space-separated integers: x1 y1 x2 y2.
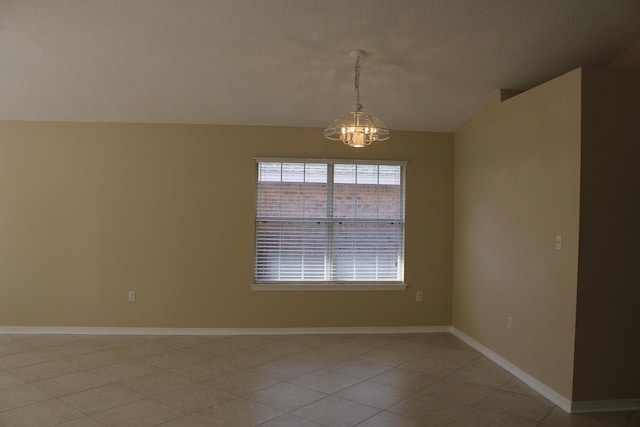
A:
254 158 406 289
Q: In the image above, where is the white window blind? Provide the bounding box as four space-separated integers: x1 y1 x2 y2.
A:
255 158 405 284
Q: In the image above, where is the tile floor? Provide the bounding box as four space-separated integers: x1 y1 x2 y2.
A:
0 332 637 426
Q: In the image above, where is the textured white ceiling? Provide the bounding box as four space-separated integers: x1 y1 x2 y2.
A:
1 0 639 132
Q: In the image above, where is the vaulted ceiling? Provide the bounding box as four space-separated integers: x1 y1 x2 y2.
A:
1 0 639 132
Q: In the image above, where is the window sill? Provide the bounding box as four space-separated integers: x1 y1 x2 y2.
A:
252 283 408 291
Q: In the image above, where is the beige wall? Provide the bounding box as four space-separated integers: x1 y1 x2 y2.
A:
0 122 453 328
453 69 583 399
572 68 640 401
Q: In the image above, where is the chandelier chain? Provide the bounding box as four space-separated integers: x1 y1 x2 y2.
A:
354 55 361 108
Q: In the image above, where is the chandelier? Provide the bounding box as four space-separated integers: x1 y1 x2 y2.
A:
324 50 390 148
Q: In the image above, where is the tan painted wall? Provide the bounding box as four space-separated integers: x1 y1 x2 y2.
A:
453 69 582 399
0 122 453 328
572 68 640 401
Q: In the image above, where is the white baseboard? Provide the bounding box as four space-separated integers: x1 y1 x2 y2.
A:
0 325 451 336
571 399 640 413
451 327 573 413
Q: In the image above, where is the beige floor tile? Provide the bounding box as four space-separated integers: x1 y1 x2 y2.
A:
56 417 109 427
92 398 183 427
249 334 297 347
540 405 633 426
0 399 85 426
288 347 351 366
67 349 132 369
479 389 555 422
205 371 280 396
318 340 371 358
157 414 208 426
382 339 438 357
247 334 296 347
0 332 568 427
500 377 546 398
326 356 393 379
88 335 146 348
256 339 322 357
0 383 51 412
370 366 439 391
169 359 238 382
424 378 496 405
283 334 344 348
347 333 403 348
0 340 36 357
292 395 380 427
0 350 57 369
449 406 538 426
116 341 173 358
91 360 160 381
0 370 27 389
200 336 251 352
289 368 363 394
17 334 83 349
399 355 466 376
446 364 513 388
34 371 111 397
405 332 457 345
355 410 425 427
387 392 473 425
249 357 320 381
60 383 144 414
441 339 478 351
187 340 243 358
335 380 414 409
121 370 193 396
259 413 325 427
211 349 278 369
469 355 508 371
210 336 263 353
410 379 495 406
9 358 83 382
153 383 236 412
0 334 20 344
46 341 108 358
358 347 422 366
224 334 291 350
153 335 210 350
246 382 326 412
145 349 205 369
194 397 284 426
139 335 168 341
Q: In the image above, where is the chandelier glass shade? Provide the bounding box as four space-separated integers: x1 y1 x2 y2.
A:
324 50 389 148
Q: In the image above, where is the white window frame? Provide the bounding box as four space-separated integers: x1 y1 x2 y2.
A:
253 157 408 291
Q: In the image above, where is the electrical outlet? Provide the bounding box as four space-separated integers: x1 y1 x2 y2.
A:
555 235 562 250
128 291 136 302
507 315 512 332
416 291 423 302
